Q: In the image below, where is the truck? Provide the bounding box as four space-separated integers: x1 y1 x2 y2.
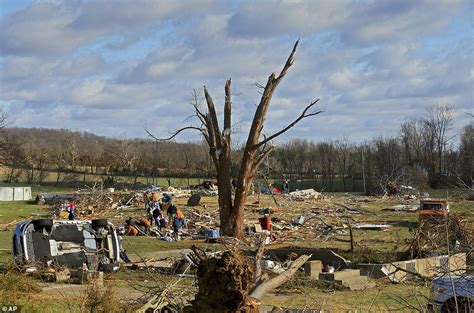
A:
419 198 450 220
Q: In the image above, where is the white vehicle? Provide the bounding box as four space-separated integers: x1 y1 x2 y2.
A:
13 219 120 272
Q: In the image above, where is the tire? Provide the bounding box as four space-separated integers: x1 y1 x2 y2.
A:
33 219 53 227
91 219 108 228
441 297 473 313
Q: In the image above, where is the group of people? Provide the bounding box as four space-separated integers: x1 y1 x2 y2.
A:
143 191 186 237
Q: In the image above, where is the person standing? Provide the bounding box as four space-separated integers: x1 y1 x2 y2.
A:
151 201 162 228
67 201 76 220
162 194 176 226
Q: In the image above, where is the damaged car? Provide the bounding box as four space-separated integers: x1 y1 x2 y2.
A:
13 219 121 272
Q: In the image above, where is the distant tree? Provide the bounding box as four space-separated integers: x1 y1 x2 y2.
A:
425 104 454 174
1 133 25 183
459 123 474 187
51 150 66 183
334 138 352 192
0 110 6 130
64 138 80 172
0 110 8 153
318 141 336 190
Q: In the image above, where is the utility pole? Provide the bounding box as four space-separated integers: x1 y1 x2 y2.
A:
362 149 366 194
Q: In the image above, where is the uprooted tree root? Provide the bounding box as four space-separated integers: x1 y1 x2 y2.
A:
184 249 259 313
407 214 473 258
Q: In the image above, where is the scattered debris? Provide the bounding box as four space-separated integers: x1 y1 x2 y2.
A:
383 204 419 212
287 189 322 201
187 194 201 206
359 253 467 283
351 223 393 231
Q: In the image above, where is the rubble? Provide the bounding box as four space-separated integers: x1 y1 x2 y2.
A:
358 253 467 283
406 214 473 258
287 189 322 201
351 223 392 231
383 204 419 212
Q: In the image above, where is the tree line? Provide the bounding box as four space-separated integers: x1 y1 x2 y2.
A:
0 105 472 192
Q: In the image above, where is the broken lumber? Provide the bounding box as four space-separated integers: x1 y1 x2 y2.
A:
250 254 311 300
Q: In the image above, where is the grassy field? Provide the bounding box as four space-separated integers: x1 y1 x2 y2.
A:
0 182 472 312
0 166 205 189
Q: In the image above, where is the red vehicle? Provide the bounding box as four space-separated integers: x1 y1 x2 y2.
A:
419 199 450 219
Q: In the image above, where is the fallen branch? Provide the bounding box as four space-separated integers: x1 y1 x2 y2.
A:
250 254 311 300
253 235 267 285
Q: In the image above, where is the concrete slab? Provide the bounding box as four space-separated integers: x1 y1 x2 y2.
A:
357 253 466 282
304 260 323 278
319 269 361 281
269 248 351 270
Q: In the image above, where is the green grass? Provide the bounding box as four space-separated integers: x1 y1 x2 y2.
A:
0 168 206 189
122 236 223 259
0 231 11 262
261 280 430 311
0 200 49 224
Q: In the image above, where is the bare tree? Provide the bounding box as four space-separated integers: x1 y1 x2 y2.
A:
425 104 454 174
334 138 352 192
0 110 8 154
459 123 473 187
115 139 139 184
1 133 25 182
148 41 322 237
64 139 80 172
0 110 6 130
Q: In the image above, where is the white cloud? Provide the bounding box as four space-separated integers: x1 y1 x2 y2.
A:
0 0 471 143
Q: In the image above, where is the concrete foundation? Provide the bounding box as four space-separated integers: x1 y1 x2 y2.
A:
358 253 466 282
304 260 323 278
269 248 351 270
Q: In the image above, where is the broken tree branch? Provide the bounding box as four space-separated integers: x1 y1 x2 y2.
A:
253 145 276 171
275 39 299 82
204 86 222 150
250 254 311 300
224 79 232 133
255 99 322 149
145 126 204 142
253 235 267 286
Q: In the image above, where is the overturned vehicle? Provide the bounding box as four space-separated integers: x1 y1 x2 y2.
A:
13 219 120 272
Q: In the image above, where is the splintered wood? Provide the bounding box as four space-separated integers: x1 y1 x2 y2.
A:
407 214 473 258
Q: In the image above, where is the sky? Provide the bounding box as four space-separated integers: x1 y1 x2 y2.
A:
0 0 472 144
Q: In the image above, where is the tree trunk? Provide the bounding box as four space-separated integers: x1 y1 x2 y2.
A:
218 159 235 236
56 169 61 183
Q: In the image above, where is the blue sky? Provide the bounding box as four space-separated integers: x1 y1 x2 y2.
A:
0 0 472 144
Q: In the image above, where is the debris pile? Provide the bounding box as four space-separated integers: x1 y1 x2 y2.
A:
406 214 473 258
286 189 322 201
267 203 366 242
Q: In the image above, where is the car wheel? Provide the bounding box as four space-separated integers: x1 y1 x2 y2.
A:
33 219 53 233
442 297 473 313
33 219 53 227
91 219 109 229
